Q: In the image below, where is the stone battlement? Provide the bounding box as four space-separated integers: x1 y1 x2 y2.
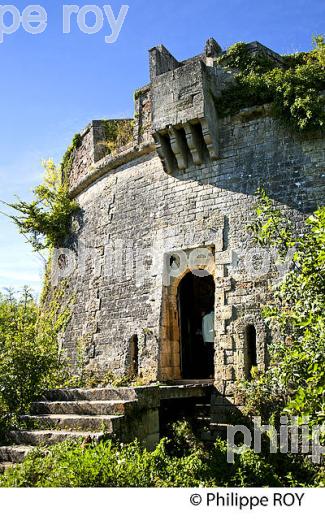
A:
68 39 285 193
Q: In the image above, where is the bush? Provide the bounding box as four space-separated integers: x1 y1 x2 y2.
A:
0 287 74 429
242 191 325 426
0 422 321 488
217 36 325 132
102 119 134 155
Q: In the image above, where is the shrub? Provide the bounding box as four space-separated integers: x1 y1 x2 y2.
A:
217 36 325 132
1 160 79 251
0 287 74 426
0 430 321 488
242 190 325 426
102 119 134 155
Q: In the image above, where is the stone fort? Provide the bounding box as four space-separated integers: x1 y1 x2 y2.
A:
53 38 324 406
2 37 325 468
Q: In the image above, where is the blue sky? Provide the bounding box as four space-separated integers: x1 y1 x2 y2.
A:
0 0 324 296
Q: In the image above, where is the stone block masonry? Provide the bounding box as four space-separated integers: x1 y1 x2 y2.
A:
51 39 324 405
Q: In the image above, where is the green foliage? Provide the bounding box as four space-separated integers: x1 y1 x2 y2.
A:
0 287 74 423
217 36 325 132
1 160 79 251
0 424 321 487
166 420 204 457
61 133 82 181
242 190 325 425
102 119 134 155
218 42 277 74
247 187 295 257
0 288 46 416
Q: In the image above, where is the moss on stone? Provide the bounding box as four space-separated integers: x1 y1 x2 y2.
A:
61 133 82 181
102 119 134 155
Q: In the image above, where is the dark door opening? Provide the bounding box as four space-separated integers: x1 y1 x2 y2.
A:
245 325 257 380
178 271 215 379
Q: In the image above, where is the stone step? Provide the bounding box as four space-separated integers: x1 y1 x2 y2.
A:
42 388 137 402
7 430 104 447
31 400 134 416
0 462 16 474
20 414 124 432
194 403 211 417
0 446 33 463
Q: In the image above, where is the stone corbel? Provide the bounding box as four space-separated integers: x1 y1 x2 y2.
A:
153 132 174 174
183 123 204 165
200 117 219 160
168 127 188 170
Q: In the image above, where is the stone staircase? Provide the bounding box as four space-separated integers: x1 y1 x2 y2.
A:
0 387 140 473
158 387 238 444
0 382 234 474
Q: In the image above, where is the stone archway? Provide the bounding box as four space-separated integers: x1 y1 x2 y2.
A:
159 263 216 381
234 315 267 381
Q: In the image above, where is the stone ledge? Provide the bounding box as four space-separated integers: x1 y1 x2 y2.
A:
69 140 156 198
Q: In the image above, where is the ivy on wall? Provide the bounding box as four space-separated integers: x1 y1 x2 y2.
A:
61 133 82 182
217 36 325 132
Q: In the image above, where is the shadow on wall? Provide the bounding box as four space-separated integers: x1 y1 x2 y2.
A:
170 119 324 214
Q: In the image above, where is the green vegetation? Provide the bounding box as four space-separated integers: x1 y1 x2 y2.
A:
102 119 134 155
217 36 325 132
0 287 75 437
0 194 323 486
69 367 154 390
242 190 325 426
0 421 321 488
61 133 82 181
1 160 79 252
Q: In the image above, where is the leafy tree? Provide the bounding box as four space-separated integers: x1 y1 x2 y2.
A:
1 160 79 252
0 287 74 420
243 189 324 425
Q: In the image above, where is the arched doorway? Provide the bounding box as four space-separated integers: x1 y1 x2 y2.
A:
177 271 215 379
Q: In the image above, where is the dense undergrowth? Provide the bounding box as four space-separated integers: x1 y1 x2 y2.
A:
0 422 322 488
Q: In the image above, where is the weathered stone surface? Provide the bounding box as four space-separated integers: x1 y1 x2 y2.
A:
0 384 219 465
31 400 134 416
50 40 324 396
